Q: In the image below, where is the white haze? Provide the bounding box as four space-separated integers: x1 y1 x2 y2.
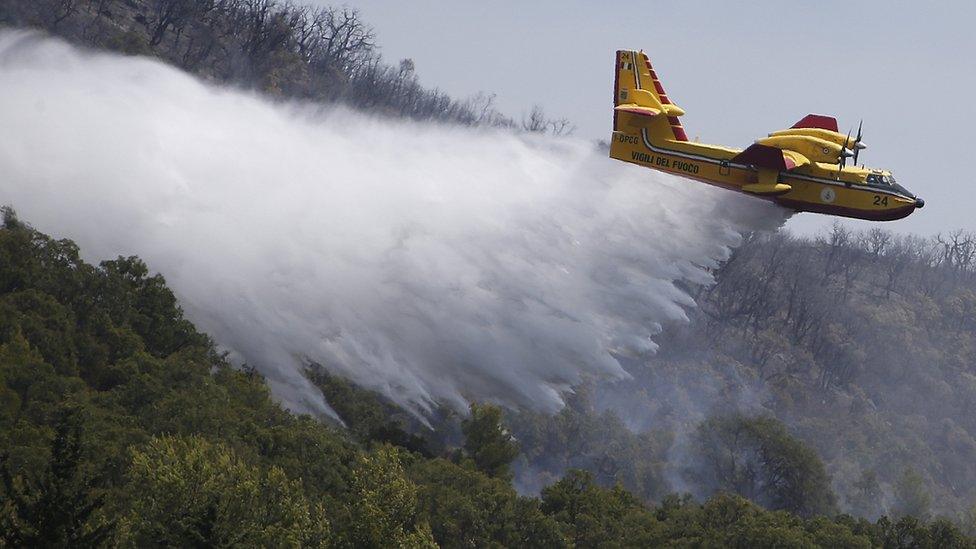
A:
0 31 788 420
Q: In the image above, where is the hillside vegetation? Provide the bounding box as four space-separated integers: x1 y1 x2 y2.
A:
1 208 973 546
511 225 976 525
0 0 571 133
3 0 976 545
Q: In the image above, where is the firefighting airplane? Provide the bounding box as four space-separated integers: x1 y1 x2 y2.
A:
609 50 924 221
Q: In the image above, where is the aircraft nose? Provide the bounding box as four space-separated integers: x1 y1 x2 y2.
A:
915 197 925 209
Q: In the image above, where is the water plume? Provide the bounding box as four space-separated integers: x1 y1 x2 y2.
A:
0 31 787 419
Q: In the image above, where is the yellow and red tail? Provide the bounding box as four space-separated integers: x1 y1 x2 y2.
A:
612 50 688 144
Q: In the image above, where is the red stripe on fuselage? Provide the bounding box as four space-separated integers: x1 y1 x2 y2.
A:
643 54 686 141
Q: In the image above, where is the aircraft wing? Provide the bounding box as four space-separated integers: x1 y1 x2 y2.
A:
732 143 810 171
732 143 811 196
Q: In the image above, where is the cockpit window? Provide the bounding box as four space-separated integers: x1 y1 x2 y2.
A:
865 173 911 197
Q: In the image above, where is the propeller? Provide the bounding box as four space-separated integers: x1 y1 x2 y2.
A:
837 127 853 177
851 119 865 165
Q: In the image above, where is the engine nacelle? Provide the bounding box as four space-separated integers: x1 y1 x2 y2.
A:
756 135 845 164
768 127 860 149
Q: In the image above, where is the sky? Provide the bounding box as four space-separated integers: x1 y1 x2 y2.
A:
321 0 974 236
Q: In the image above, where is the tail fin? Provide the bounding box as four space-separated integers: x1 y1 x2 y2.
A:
612 50 688 142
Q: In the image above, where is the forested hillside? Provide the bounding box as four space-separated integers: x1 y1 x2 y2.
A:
4 0 976 546
0 0 571 133
510 225 976 525
1 208 973 545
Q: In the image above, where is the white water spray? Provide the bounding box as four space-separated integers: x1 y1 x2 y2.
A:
0 31 787 419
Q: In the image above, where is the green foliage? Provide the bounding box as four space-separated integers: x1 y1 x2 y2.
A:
98 255 210 358
2 211 975 547
311 369 432 456
0 290 78 376
345 445 436 548
0 217 351 546
410 457 565 548
121 435 330 547
848 469 884 519
541 470 663 547
462 403 519 479
893 468 932 520
872 515 975 548
1 405 114 547
651 493 873 548
688 414 837 518
513 388 671 501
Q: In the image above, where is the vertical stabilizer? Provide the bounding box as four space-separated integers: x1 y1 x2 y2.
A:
612 50 687 143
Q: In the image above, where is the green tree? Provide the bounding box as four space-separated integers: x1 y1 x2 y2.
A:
462 403 519 479
849 469 884 519
410 457 565 548
0 289 78 377
0 405 114 547
346 445 436 548
688 414 837 517
122 435 330 547
650 493 873 548
893 468 932 520
98 255 208 358
873 515 974 548
541 469 663 547
310 369 431 455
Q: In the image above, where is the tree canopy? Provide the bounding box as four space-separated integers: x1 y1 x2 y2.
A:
1 212 973 546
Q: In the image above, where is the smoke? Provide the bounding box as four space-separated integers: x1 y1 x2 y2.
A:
0 31 788 420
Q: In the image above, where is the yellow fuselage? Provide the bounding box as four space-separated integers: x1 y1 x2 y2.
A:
610 130 918 221
609 49 922 221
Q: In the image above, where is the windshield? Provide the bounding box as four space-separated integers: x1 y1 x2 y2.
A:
865 173 912 197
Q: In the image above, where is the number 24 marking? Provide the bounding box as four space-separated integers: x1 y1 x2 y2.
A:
873 195 888 206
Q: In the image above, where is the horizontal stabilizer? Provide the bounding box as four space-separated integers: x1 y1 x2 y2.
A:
614 104 660 117
661 103 685 116
791 114 838 132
